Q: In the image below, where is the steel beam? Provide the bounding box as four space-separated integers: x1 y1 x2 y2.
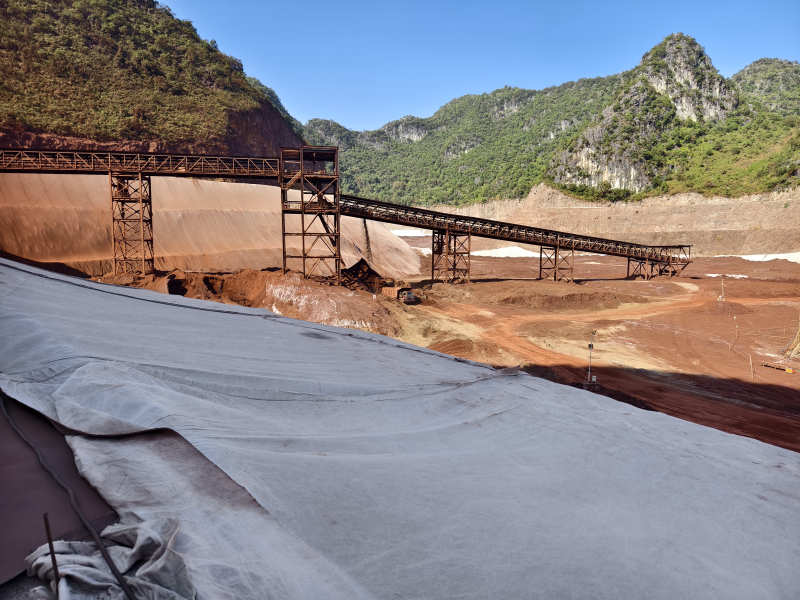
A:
280 147 341 282
339 194 691 278
0 146 692 282
110 172 153 276
0 149 279 178
432 229 470 284
539 245 574 282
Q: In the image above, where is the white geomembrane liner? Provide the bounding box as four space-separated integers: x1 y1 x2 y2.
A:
1 257 799 600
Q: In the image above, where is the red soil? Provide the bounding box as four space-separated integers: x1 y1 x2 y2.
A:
412 254 800 453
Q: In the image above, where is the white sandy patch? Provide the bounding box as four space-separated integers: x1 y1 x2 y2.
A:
719 252 800 264
390 229 432 237
707 274 748 278
471 246 538 258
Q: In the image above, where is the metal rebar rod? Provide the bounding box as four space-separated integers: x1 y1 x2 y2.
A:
0 393 136 600
43 513 60 596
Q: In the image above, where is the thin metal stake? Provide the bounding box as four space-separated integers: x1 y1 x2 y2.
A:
0 395 136 600
44 512 60 596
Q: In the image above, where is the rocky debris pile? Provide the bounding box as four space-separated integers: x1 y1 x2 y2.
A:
341 259 387 292
693 300 753 315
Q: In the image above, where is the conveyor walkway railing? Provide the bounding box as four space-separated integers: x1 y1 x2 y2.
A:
0 148 279 178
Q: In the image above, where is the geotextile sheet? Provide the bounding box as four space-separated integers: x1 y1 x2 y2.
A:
0 397 117 584
1 257 799 599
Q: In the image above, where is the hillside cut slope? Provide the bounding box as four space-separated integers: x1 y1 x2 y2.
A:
511 183 800 256
0 0 302 154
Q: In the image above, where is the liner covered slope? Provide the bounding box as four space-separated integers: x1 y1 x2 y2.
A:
0 173 420 278
0 258 799 599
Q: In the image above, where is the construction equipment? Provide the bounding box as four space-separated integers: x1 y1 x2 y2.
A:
762 362 796 374
381 286 419 304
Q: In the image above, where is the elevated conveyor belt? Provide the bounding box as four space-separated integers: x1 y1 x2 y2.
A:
0 147 691 280
340 194 691 267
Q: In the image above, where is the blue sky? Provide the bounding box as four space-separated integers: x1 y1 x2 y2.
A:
164 0 800 131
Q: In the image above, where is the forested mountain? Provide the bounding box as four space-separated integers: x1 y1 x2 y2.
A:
549 34 799 200
304 77 622 205
0 0 302 154
0 4 796 203
306 35 800 205
732 58 800 116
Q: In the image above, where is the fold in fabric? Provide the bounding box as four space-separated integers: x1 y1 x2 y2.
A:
3 258 800 600
27 514 195 600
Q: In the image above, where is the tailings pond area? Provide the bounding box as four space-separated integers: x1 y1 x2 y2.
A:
108 253 800 454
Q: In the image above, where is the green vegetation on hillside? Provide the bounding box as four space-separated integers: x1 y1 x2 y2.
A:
304 77 622 206
308 34 799 206
651 110 799 196
550 35 799 201
0 0 289 146
557 112 799 200
733 58 800 117
645 48 800 197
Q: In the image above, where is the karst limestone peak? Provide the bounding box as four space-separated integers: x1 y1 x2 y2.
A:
548 33 739 193
638 33 737 122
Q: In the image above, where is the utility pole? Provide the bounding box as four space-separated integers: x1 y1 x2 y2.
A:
587 331 595 383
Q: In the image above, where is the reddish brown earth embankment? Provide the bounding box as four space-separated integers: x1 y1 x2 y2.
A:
105 267 408 337
413 254 800 453
421 183 800 256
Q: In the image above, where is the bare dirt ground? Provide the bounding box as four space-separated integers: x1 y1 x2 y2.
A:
103 253 800 453
415 254 800 453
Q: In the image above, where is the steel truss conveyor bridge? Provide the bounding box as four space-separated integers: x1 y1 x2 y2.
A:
0 146 691 283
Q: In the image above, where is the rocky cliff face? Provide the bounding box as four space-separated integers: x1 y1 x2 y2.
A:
224 101 305 156
549 33 737 192
642 37 736 121
382 117 429 142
